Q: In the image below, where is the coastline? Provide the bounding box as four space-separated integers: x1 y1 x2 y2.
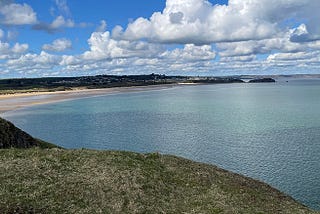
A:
0 84 178 114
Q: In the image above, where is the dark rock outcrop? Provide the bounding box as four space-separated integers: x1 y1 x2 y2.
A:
0 117 57 149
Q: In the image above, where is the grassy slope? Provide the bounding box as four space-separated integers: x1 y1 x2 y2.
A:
0 149 316 214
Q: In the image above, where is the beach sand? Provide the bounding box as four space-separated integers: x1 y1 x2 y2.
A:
0 84 177 114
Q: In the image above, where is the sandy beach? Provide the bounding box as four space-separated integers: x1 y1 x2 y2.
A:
0 84 177 114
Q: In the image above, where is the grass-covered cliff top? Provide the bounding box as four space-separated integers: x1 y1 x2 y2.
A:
0 149 316 214
0 117 317 213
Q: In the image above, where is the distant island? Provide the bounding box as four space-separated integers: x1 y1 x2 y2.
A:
0 117 316 213
0 74 276 95
248 78 276 83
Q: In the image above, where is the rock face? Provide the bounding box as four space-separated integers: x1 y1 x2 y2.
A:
0 117 56 149
249 78 276 83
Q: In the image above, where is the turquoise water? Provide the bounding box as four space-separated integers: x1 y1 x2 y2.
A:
2 79 320 210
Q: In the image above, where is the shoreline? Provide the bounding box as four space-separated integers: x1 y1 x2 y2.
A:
0 84 178 114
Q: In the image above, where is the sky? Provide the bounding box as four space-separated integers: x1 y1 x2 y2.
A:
0 0 320 78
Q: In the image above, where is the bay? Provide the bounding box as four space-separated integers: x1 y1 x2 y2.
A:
2 79 320 210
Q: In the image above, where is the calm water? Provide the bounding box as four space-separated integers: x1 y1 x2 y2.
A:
2 79 320 210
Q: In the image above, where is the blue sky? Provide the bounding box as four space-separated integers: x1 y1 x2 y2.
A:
13 0 168 53
0 0 320 78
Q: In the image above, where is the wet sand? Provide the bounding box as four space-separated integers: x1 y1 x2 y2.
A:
0 84 177 114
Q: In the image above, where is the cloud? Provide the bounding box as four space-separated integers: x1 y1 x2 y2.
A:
6 51 61 72
55 33 216 75
267 51 320 62
160 44 216 62
169 12 184 24
290 24 320 43
118 0 320 45
4 27 320 77
96 20 107 32
2 0 320 77
33 16 75 33
220 55 256 62
83 31 163 61
55 0 71 17
12 43 28 53
0 41 10 57
0 29 4 39
0 41 28 59
42 38 72 52
7 30 18 41
0 3 37 25
4 28 217 76
217 36 302 58
216 28 320 60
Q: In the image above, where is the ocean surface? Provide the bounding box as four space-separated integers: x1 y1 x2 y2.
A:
2 78 320 210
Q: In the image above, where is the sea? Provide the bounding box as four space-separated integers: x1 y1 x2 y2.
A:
2 78 320 210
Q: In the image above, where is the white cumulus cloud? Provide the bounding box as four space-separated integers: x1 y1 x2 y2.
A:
12 43 28 53
3 0 320 77
119 0 320 45
267 51 320 62
83 31 163 61
33 16 75 33
6 51 61 73
55 0 71 17
96 20 107 32
0 3 37 25
161 44 216 62
0 41 28 60
42 38 72 52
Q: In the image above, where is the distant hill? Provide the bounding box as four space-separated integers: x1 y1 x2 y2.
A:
0 117 57 149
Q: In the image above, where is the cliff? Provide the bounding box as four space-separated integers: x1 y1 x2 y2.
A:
0 117 316 213
0 117 57 149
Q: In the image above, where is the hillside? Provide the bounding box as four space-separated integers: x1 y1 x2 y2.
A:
0 117 317 213
0 117 57 149
0 149 316 213
0 74 248 95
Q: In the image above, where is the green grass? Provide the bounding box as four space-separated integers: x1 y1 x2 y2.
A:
0 148 317 214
